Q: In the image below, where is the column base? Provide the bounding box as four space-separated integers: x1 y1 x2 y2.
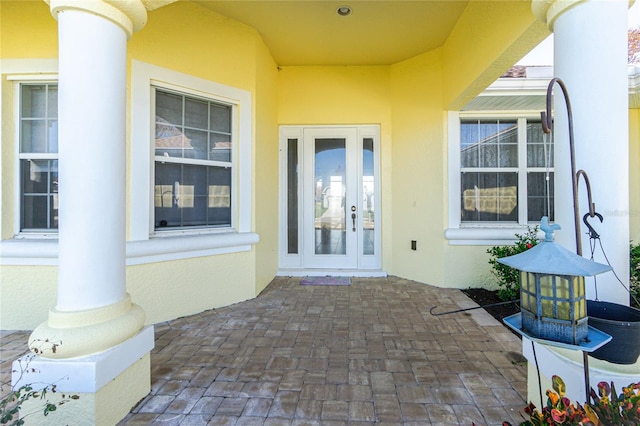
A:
12 326 153 425
29 294 146 359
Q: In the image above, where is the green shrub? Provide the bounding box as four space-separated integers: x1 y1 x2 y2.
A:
1 353 78 425
631 242 640 308
487 226 539 301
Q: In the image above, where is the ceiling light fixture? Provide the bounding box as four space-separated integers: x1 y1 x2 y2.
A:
337 5 352 16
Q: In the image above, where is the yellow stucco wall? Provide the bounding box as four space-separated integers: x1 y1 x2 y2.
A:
129 2 257 93
278 65 392 125
444 245 498 290
1 76 16 241
254 37 280 295
388 50 446 284
0 1 278 329
442 0 549 109
127 252 256 324
0 266 57 330
0 0 58 57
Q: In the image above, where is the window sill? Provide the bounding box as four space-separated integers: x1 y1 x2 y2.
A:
445 226 535 246
127 232 259 264
0 232 260 266
0 238 59 265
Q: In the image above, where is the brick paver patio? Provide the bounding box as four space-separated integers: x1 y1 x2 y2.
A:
1 276 528 425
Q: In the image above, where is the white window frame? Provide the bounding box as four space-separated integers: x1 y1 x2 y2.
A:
2 60 59 240
151 85 235 232
0 60 60 265
446 111 553 245
15 81 59 236
130 60 256 263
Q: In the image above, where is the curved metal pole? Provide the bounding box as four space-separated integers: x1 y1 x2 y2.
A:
576 169 597 219
541 78 582 255
541 77 598 403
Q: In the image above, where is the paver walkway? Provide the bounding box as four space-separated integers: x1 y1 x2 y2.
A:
1 276 528 425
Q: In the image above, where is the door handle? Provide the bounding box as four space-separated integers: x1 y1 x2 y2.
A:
351 205 356 232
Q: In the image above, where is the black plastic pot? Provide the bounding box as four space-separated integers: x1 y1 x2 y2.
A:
587 300 640 365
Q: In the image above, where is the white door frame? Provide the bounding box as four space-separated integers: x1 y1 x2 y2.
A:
277 125 383 276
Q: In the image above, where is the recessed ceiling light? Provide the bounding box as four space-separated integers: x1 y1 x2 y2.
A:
337 5 352 16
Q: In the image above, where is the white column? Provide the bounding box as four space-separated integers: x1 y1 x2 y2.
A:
534 0 631 305
13 3 159 423
29 0 147 359
57 6 127 311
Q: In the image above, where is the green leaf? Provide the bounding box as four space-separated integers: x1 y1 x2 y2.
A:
552 375 566 396
43 403 57 416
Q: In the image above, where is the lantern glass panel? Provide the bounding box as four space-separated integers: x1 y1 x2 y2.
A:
558 301 570 320
540 275 553 297
573 276 583 296
573 276 586 318
520 272 535 312
526 272 534 292
557 277 569 299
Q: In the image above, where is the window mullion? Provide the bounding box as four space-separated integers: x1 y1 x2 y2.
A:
153 156 229 168
207 102 211 226
517 117 528 225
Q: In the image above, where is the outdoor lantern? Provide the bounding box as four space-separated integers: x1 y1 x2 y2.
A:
499 217 612 345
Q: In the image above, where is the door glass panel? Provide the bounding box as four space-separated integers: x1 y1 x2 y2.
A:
363 138 375 255
315 138 346 255
287 138 299 254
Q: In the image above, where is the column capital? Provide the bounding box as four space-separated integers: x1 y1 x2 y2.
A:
532 0 635 31
532 0 585 31
44 0 147 38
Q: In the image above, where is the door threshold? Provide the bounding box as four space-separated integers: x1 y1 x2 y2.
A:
277 269 387 278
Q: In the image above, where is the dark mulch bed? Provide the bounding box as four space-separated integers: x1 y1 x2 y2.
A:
461 288 520 323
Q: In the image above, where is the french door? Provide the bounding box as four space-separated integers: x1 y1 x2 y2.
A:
279 125 380 272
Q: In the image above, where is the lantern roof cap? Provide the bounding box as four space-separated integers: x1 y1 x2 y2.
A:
497 218 612 276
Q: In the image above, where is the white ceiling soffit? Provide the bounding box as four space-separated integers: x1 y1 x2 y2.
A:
462 94 548 112
461 77 550 112
464 65 640 112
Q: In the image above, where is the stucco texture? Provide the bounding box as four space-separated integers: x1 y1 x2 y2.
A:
127 252 256 325
0 266 57 330
2 0 636 332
